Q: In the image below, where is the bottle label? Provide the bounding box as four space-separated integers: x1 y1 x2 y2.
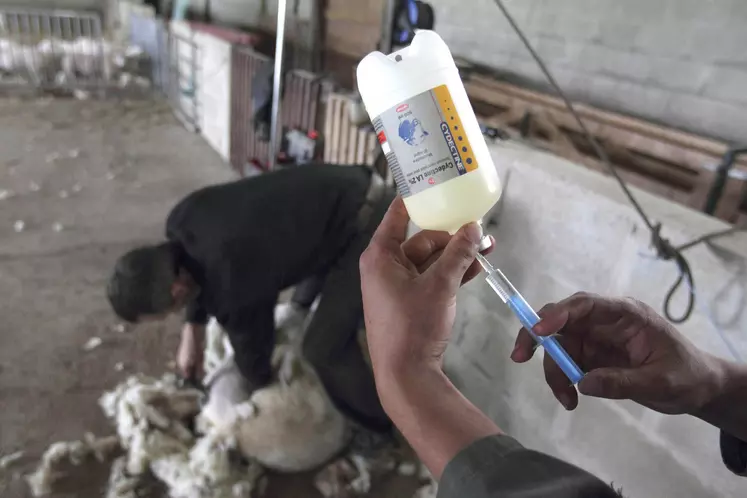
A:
372 84 478 198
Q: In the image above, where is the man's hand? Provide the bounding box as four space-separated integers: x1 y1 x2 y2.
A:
177 323 205 380
360 196 500 478
511 292 724 415
360 197 493 377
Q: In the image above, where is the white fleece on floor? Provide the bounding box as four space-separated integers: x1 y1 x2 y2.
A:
26 318 427 498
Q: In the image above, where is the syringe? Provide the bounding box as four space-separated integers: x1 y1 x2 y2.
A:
475 253 584 385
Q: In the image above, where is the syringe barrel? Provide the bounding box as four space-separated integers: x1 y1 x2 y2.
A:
505 289 584 385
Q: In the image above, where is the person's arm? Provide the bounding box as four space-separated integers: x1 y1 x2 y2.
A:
177 297 208 379
185 296 209 326
696 360 747 476
695 359 747 443
360 198 619 497
511 293 747 476
223 301 276 390
378 363 500 478
379 364 620 497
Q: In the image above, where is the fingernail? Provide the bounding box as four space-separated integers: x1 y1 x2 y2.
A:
464 222 483 245
558 392 573 410
510 344 521 360
533 321 548 335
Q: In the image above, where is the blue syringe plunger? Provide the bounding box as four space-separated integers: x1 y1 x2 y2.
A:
475 253 584 385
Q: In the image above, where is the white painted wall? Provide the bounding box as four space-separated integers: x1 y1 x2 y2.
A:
446 142 747 497
194 28 231 161
170 20 231 161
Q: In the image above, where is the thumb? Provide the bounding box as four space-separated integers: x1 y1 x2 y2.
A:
428 222 482 293
578 367 651 400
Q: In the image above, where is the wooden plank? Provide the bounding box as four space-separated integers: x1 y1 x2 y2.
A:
338 98 351 164
347 124 359 164
326 0 385 21
356 129 368 164
467 81 707 175
324 19 380 58
365 132 378 166
532 112 585 164
468 75 747 220
714 178 745 223
467 75 747 173
323 94 336 163
469 74 747 167
329 96 343 163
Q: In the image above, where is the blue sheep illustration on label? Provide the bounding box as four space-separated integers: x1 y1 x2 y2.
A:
398 117 429 146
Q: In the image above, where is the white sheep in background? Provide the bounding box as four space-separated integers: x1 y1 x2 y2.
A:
0 38 49 84
60 37 116 81
0 36 140 88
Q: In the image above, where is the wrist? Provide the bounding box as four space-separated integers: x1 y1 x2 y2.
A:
694 356 747 423
373 356 502 479
182 323 205 342
374 361 449 413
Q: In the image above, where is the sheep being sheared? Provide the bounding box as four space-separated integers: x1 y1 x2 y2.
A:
199 339 351 472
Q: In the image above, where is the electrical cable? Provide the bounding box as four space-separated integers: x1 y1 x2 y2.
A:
492 0 744 323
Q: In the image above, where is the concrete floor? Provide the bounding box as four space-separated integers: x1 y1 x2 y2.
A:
0 98 417 497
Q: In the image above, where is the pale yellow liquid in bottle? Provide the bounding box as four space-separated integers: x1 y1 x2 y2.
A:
403 163 501 234
358 31 502 234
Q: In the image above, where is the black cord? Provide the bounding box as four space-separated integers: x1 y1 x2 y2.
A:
675 226 746 253
490 0 745 323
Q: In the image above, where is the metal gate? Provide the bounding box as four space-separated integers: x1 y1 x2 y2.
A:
0 7 108 91
125 10 199 132
165 27 200 132
230 45 323 174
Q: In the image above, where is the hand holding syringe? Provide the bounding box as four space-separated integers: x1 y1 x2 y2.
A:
475 253 585 385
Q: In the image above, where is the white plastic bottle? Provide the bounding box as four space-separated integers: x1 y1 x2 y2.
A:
357 30 501 240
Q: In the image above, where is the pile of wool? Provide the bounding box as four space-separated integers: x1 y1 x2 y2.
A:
25 316 427 498
1 450 25 491
148 432 264 498
25 433 120 496
312 452 435 498
98 373 202 475
96 317 347 497
313 452 394 498
98 372 263 498
413 463 438 498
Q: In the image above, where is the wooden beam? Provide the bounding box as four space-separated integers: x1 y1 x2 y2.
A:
468 74 747 171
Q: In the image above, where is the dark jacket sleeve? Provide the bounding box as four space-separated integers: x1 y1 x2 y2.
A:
222 301 277 389
438 435 619 498
185 295 209 325
721 431 747 476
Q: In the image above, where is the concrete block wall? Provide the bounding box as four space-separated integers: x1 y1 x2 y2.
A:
430 0 747 143
446 143 747 497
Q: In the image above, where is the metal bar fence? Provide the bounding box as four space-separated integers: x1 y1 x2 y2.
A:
230 44 324 174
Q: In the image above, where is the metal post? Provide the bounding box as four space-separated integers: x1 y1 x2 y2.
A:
269 0 288 170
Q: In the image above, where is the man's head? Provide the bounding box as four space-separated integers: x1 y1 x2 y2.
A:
107 243 195 323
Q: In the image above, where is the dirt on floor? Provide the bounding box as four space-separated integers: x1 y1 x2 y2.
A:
0 97 419 498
